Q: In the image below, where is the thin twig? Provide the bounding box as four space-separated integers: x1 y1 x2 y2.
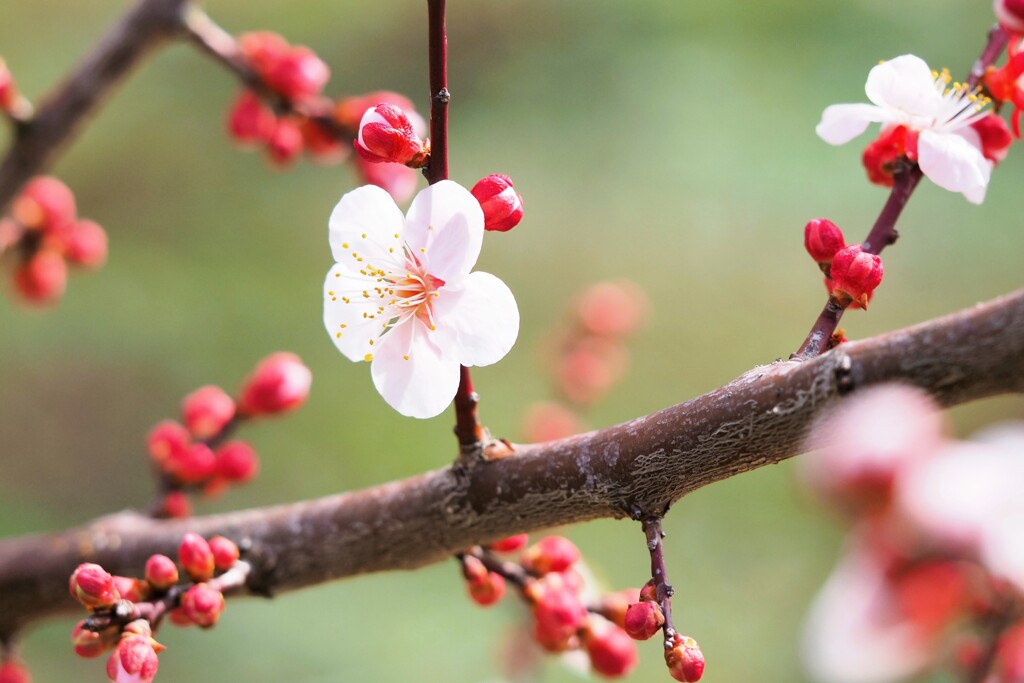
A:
642 518 676 649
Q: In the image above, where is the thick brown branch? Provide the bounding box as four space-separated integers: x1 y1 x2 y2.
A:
2 289 1023 639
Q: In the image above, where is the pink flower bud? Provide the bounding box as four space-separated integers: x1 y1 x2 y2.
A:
178 533 215 581
266 117 304 167
971 113 1013 163
0 59 16 112
144 554 179 590
112 576 150 603
522 536 580 575
666 634 705 682
489 534 528 553
69 563 119 609
238 32 290 78
994 0 1024 32
265 46 330 101
72 620 117 659
829 245 883 309
226 91 275 146
556 338 627 406
208 536 240 570
301 118 346 164
995 622 1024 681
147 420 189 466
354 155 419 203
354 104 426 165
804 218 846 265
12 177 76 232
166 442 216 484
181 385 236 440
13 250 67 305
623 600 665 640
467 571 506 606
335 92 424 135
0 659 31 683
470 174 524 233
214 441 260 483
106 635 159 683
60 219 108 268
584 620 639 678
180 583 225 628
576 280 648 338
168 607 193 628
862 125 916 187
238 352 311 415
532 586 587 652
160 491 191 518
599 589 641 629
521 402 583 443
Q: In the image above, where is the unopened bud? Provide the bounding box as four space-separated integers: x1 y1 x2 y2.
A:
666 634 705 682
301 118 345 163
166 442 217 484
72 620 116 659
489 534 529 553
238 32 289 77
264 46 329 101
583 619 639 678
180 583 225 628
160 491 191 518
181 385 236 439
61 220 108 268
355 155 419 203
238 352 311 415
600 588 641 629
178 532 215 581
470 174 523 233
112 576 150 603
354 104 426 165
227 91 275 146
147 420 189 466
13 249 67 305
214 441 260 483
576 280 648 338
971 113 1013 164
522 536 580 575
209 536 240 570
994 0 1024 32
804 218 846 266
532 586 587 652
468 571 506 607
106 635 159 683
0 59 17 112
521 402 583 443
829 245 883 310
267 117 304 167
623 600 665 640
144 554 179 590
0 659 31 683
862 125 916 187
69 563 119 609
12 177 76 232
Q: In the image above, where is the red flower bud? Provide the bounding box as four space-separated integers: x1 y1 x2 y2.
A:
227 91 275 146
180 583 225 628
804 218 846 265
69 563 119 609
639 579 658 603
178 533 215 581
72 620 116 659
521 402 583 443
147 420 189 466
13 249 67 305
0 59 17 112
995 0 1024 32
665 634 705 682
214 441 260 483
0 660 31 683
60 219 108 268
112 576 150 603
467 571 506 607
584 620 639 678
532 586 587 652
971 113 1013 163
166 442 217 484
238 32 290 78
265 46 329 101
862 125 917 187
830 245 883 309
354 103 426 165
489 534 528 553
160 491 191 519
12 177 76 232
144 554 179 590
623 600 665 640
599 589 641 629
267 117 304 167
181 385 236 440
106 634 159 683
470 174 524 233
209 536 240 570
238 352 311 415
576 280 648 338
522 536 580 575
301 118 346 163
335 91 422 133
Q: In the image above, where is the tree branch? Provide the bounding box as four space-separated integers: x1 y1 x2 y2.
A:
2 288 1022 639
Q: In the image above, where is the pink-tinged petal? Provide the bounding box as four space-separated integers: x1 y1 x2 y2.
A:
328 185 407 263
918 130 991 203
864 55 943 117
816 104 890 145
323 263 391 363
404 180 484 284
432 272 519 367
370 320 460 418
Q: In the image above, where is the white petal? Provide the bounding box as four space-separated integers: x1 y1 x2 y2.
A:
816 104 890 145
328 185 407 264
918 130 991 203
370 319 460 418
323 263 391 362
864 55 943 117
432 271 520 367
404 180 484 284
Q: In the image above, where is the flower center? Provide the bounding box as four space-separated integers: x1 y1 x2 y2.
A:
930 68 991 132
386 252 445 328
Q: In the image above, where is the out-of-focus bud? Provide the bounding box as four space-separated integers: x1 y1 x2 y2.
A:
970 113 1013 163
994 0 1024 32
639 579 658 603
12 177 76 232
862 125 917 187
214 441 259 483
13 249 67 305
829 245 883 310
238 352 311 416
556 337 628 406
167 442 217 484
227 91 275 146
112 576 150 603
599 589 641 629
264 46 329 101
69 563 119 610
147 420 189 466
267 117 304 167
354 104 427 165
470 174 523 233
355 155 419 203
106 634 159 683
583 619 639 678
804 218 846 266
181 385 236 440
60 219 108 268
890 561 970 638
0 659 31 683
995 622 1024 681
489 534 529 553
180 583 225 628
532 586 587 652
666 634 705 682
576 280 648 338
521 402 583 443
160 491 191 518
623 600 665 640
208 536 240 570
301 118 346 164
238 32 289 77
522 536 581 575
72 620 117 659
144 554 179 590
468 571 506 606
0 59 17 112
178 533 215 581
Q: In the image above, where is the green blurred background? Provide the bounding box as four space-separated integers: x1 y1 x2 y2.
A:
1 0 1022 680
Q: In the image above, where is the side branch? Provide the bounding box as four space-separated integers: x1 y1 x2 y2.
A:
2 289 1023 638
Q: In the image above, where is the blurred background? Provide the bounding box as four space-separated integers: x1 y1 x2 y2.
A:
1 0 1022 680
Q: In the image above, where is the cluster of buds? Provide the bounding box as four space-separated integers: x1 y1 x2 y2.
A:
985 33 1024 138
802 385 1024 683
70 534 243 682
2 176 107 306
147 352 311 516
522 281 648 443
803 219 883 310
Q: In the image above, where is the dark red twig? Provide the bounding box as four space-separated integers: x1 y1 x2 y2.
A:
642 518 676 650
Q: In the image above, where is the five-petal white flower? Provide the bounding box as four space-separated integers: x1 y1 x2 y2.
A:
817 54 993 204
323 180 519 418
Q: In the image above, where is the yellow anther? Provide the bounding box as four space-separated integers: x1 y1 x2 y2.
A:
336 332 342 338
364 354 374 362
361 233 367 238
403 355 410 361
369 339 374 346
